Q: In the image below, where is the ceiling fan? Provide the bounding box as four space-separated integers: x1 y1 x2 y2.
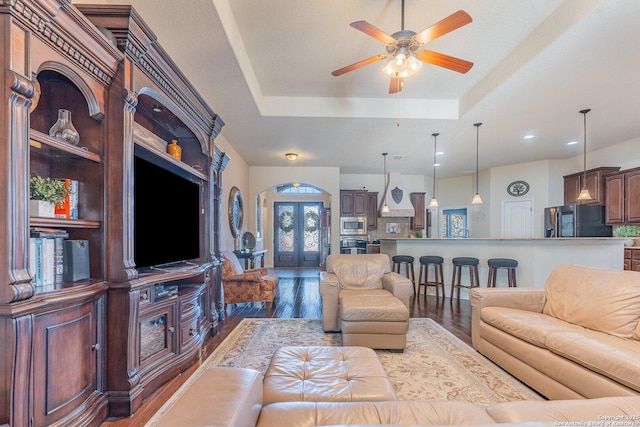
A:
331 0 474 94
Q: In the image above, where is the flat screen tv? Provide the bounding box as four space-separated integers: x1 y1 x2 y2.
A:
134 155 201 270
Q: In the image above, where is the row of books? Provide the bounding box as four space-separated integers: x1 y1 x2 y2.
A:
54 179 79 219
29 228 68 286
29 228 89 286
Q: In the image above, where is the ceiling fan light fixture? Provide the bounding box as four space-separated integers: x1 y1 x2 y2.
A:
382 52 422 79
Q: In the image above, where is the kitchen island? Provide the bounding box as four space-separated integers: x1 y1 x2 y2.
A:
380 238 625 299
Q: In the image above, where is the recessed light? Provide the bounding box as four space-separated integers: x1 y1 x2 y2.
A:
434 163 441 167
436 151 444 155
567 140 578 145
523 134 534 140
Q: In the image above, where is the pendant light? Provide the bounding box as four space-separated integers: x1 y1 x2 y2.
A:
382 152 390 213
472 123 483 204
576 109 592 202
429 133 439 208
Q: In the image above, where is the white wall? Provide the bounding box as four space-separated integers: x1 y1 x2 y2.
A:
250 166 340 266
215 135 640 259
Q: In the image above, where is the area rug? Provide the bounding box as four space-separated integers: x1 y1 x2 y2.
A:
146 318 542 426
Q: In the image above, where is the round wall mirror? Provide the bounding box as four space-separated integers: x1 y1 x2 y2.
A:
228 186 244 239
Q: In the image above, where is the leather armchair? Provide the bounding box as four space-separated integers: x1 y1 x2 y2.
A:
319 254 414 332
221 251 279 309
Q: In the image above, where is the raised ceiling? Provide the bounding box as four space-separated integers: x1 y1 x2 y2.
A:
84 0 640 178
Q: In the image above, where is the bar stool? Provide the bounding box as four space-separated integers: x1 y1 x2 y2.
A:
450 257 480 301
392 255 416 294
487 258 518 287
417 256 445 299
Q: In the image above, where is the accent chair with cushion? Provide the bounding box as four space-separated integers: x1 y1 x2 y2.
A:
319 254 414 334
221 251 279 309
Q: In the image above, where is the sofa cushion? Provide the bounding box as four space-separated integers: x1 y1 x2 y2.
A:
544 329 640 392
542 264 640 339
256 401 495 427
480 307 587 348
328 255 391 290
487 396 640 424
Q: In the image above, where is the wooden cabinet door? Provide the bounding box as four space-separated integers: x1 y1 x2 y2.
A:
605 174 625 224
563 174 581 205
410 192 426 230
353 191 367 216
625 169 640 222
367 192 378 229
340 191 354 216
32 299 104 427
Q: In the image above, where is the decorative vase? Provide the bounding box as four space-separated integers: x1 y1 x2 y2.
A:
30 200 55 218
167 139 182 160
49 109 80 145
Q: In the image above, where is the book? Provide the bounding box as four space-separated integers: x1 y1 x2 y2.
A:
30 228 69 285
54 179 78 219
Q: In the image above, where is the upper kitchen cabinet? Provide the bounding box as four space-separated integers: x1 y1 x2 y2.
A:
340 190 368 216
563 167 620 205
367 192 378 229
605 167 640 224
410 192 426 230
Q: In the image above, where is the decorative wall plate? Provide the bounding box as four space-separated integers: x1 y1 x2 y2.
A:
507 180 530 196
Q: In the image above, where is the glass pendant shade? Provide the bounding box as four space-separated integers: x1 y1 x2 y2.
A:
577 188 592 201
430 132 439 208
472 123 483 204
382 152 390 213
577 109 592 202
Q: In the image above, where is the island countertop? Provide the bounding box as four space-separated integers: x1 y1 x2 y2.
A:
379 237 625 298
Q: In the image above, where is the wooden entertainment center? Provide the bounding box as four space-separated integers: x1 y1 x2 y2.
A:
0 2 230 426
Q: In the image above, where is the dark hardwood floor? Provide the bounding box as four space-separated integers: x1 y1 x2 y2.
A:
101 268 471 427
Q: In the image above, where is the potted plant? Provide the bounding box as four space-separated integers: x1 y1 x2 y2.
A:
613 225 640 247
29 175 69 217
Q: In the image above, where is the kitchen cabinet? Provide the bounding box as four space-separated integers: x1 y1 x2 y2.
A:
605 167 640 224
367 244 381 254
624 248 640 272
340 190 368 216
564 167 620 205
410 192 426 230
367 192 378 229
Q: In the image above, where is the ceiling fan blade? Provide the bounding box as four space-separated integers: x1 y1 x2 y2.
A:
331 53 388 76
416 50 473 74
413 10 472 45
350 21 397 44
389 77 403 94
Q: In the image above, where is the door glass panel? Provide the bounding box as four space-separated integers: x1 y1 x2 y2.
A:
303 205 319 252
277 204 295 252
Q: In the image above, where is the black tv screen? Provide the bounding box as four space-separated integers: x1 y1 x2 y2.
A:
134 155 201 270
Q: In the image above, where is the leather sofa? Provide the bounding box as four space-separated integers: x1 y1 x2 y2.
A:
471 264 640 400
150 366 640 427
319 254 413 332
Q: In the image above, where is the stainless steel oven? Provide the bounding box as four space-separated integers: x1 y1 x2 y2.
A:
340 216 366 236
339 237 367 254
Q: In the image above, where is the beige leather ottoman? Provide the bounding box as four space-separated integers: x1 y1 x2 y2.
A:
262 346 396 405
340 294 409 351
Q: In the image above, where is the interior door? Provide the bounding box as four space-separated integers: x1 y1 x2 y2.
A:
502 200 533 238
274 202 321 267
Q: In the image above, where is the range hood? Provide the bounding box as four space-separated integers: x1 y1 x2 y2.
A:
380 173 415 217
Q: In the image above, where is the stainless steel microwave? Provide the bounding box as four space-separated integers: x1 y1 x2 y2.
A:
340 216 367 235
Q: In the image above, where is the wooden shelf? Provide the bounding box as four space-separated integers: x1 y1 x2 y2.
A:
29 129 103 164
30 217 101 229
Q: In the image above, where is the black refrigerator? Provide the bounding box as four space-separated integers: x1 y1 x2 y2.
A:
544 204 612 237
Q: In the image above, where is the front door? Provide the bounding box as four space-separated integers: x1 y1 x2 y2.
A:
274 202 321 267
